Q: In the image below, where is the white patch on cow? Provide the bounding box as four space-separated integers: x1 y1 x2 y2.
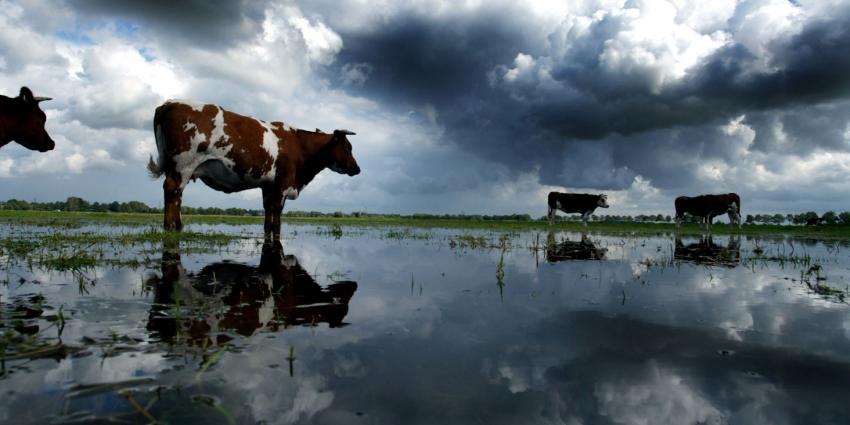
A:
167 99 209 112
257 120 280 181
274 120 293 132
209 106 229 146
283 186 299 200
255 275 275 328
172 106 246 191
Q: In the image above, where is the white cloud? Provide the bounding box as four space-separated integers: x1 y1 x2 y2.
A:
340 62 373 86
0 156 13 177
594 361 724 425
1 0 850 215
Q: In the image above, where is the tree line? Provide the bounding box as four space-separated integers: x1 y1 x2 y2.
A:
0 197 848 225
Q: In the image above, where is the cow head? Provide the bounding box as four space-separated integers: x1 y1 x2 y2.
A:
327 130 361 176
7 87 55 152
598 194 610 208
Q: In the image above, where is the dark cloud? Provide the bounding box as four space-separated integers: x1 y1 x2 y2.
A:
69 0 269 47
321 4 850 192
327 5 540 107
746 101 850 154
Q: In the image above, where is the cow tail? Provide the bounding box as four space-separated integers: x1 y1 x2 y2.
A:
148 105 167 179
147 155 163 178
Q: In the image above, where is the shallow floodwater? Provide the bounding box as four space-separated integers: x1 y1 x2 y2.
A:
2 224 850 424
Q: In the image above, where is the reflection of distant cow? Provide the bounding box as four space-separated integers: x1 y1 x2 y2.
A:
545 232 607 262
146 241 357 346
675 193 741 229
674 236 740 268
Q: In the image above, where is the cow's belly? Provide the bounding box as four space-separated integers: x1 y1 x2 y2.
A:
555 202 587 214
194 160 267 193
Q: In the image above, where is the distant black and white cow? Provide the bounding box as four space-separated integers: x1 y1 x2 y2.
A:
674 193 741 229
548 192 609 226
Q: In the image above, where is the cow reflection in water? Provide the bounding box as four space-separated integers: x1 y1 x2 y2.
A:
674 235 741 267
146 241 357 346
545 233 607 262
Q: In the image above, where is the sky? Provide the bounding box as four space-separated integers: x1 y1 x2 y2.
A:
1 0 850 216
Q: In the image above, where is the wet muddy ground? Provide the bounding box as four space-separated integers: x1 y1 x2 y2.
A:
1 223 849 424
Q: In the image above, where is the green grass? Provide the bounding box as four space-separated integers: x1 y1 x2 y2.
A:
0 225 241 274
3 210 850 238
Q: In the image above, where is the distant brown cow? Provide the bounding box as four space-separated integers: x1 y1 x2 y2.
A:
148 100 360 238
0 87 55 152
548 192 609 226
675 193 741 229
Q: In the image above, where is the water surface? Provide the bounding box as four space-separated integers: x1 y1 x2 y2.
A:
1 225 849 424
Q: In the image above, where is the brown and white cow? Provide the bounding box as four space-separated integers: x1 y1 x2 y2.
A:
0 87 55 152
674 193 741 229
147 240 357 346
147 100 360 238
548 192 609 226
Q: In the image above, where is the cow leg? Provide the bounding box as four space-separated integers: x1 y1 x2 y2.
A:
262 188 283 241
273 199 285 238
548 206 555 226
581 211 590 227
675 214 681 229
163 172 184 231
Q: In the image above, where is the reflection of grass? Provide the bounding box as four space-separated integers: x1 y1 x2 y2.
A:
384 228 434 240
0 300 78 364
496 237 507 301
799 264 847 302
746 252 813 268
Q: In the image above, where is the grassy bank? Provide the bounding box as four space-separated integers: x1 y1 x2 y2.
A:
2 209 850 238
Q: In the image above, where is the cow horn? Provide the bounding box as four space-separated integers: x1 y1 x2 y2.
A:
34 96 52 102
335 129 356 136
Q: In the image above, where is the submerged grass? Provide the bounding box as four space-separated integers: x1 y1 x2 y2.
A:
0 227 241 274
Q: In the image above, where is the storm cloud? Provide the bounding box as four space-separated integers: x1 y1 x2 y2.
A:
2 0 850 214
317 0 850 192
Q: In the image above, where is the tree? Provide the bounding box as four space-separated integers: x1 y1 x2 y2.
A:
839 212 850 224
822 211 838 224
792 211 819 225
64 196 88 212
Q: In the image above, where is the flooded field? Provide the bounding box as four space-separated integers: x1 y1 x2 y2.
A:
2 222 850 424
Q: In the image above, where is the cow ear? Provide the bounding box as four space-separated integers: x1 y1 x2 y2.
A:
334 129 356 136
20 87 34 103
